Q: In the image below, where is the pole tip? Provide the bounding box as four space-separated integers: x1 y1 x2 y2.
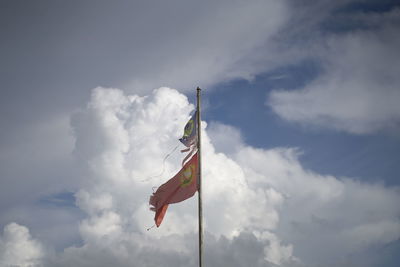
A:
197 87 201 91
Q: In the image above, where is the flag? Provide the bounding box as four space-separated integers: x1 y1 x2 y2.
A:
149 152 198 227
179 111 197 147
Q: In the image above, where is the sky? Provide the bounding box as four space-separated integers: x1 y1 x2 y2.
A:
0 0 400 266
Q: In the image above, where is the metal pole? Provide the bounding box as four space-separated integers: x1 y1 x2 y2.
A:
196 87 203 267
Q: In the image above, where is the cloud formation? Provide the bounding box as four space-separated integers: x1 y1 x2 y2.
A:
24 87 396 266
268 8 400 134
67 87 292 263
0 223 44 267
1 1 400 266
234 146 400 265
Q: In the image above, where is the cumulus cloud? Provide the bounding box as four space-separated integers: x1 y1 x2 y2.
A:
68 87 291 262
0 0 299 246
49 86 287 266
2 1 400 266
268 8 400 134
43 87 399 266
234 146 400 265
0 223 44 267
2 87 399 267
207 122 245 155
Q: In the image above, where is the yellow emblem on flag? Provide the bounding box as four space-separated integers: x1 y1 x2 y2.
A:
180 164 195 187
184 119 194 137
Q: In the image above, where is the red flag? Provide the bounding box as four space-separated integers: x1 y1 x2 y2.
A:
149 152 198 227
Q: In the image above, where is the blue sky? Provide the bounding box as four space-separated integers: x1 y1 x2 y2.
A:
204 62 400 186
0 1 400 267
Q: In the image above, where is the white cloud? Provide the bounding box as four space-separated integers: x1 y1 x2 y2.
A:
2 87 399 267
0 223 44 267
0 0 295 249
207 122 245 155
234 146 400 265
268 9 400 134
48 86 398 267
2 2 400 266
65 86 295 266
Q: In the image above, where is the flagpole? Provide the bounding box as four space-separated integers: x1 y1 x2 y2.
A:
196 87 203 267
